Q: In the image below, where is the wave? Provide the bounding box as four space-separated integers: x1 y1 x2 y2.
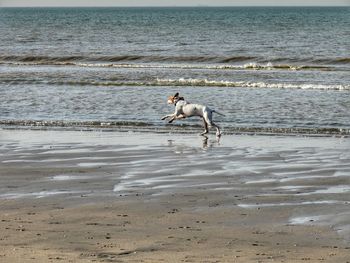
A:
1 119 349 137
1 54 349 65
313 57 350 64
0 55 86 63
2 61 334 71
152 78 350 90
52 62 335 71
266 57 350 65
3 78 349 90
0 55 256 64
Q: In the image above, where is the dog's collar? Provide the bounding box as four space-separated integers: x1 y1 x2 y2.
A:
174 97 184 106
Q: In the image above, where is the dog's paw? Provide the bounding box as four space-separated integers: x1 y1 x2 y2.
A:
168 120 174 123
161 116 167 120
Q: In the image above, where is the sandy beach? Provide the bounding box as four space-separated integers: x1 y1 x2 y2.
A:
0 129 349 262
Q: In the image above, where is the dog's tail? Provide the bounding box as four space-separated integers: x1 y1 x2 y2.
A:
212 110 225 117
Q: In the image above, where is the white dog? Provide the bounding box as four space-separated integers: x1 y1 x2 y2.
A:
161 93 224 136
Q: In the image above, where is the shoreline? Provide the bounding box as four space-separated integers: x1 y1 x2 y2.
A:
1 129 350 262
1 122 349 138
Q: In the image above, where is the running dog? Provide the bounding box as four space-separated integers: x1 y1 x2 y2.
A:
161 93 224 136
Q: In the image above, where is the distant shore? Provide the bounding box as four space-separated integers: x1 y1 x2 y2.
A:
0 129 349 262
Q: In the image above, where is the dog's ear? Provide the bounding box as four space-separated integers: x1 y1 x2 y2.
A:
174 92 179 98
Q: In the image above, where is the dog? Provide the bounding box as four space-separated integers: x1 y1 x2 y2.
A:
161 93 224 136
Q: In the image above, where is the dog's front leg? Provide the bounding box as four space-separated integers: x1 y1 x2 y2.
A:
167 110 181 123
161 114 174 120
167 111 177 123
169 114 186 123
168 115 177 123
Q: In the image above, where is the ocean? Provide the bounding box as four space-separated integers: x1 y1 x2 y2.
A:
0 7 349 135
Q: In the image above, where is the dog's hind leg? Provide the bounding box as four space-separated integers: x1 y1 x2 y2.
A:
200 118 209 136
212 122 221 137
204 110 221 137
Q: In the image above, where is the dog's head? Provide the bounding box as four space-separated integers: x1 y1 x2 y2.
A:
167 92 184 105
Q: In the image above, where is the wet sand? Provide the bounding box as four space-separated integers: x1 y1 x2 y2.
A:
1 129 350 262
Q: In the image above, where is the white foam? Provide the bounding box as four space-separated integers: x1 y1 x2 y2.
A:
14 61 332 72
155 78 350 90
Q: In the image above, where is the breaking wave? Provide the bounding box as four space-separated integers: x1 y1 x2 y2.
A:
0 55 256 64
3 61 334 71
1 78 350 91
1 54 349 66
152 78 350 90
4 78 348 91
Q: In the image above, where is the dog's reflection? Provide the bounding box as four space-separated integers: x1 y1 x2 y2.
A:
201 135 221 149
167 135 221 150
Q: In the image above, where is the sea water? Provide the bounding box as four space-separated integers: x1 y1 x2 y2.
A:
0 7 349 135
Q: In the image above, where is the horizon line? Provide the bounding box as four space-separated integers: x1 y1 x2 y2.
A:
1 5 349 7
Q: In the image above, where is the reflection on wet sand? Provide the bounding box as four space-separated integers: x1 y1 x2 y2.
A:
1 130 350 244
